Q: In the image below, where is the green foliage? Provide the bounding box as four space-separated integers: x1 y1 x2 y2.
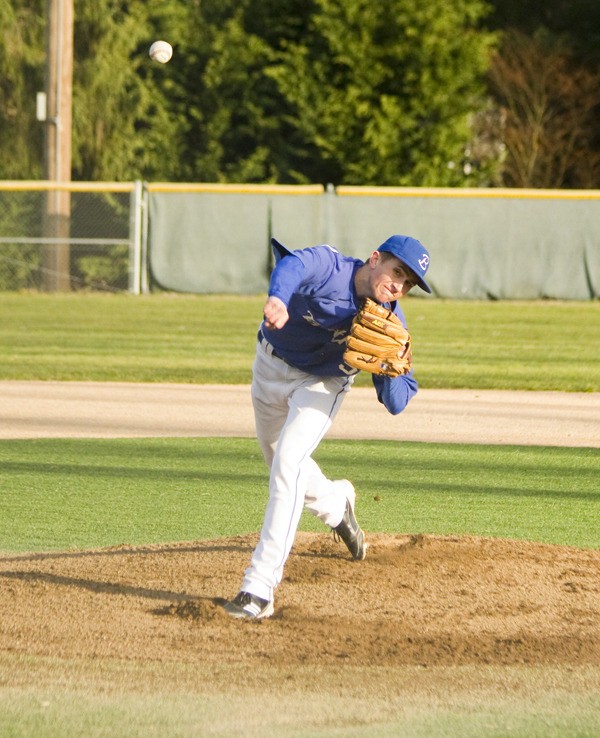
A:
0 243 41 289
182 6 279 182
0 190 44 288
1 0 598 185
0 0 45 178
71 0 193 181
265 0 497 185
0 0 497 185
73 244 129 290
68 190 132 289
0 188 133 291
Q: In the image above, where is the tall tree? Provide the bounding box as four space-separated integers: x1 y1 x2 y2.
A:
265 0 497 185
178 6 277 182
489 30 600 188
0 0 45 178
484 1 600 188
71 0 192 181
176 0 317 183
178 0 498 185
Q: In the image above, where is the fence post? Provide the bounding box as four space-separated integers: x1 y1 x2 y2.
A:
129 180 143 294
323 182 336 246
140 182 150 294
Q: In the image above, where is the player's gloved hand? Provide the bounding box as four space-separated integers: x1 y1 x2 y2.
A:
343 298 412 377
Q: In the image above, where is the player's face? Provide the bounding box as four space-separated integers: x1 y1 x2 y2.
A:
368 252 418 301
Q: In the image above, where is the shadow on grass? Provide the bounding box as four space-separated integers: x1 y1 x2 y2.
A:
0 539 256 565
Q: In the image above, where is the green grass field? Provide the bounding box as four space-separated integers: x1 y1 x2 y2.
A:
2 291 598 552
0 438 598 553
1 292 599 737
1 292 599 390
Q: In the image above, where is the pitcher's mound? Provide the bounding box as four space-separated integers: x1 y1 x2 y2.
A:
1 533 598 667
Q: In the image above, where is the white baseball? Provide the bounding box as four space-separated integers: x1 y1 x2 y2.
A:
149 40 173 64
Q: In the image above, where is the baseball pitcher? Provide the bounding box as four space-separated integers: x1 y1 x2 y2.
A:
224 234 432 619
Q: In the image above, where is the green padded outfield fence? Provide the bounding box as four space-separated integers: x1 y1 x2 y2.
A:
1 182 599 298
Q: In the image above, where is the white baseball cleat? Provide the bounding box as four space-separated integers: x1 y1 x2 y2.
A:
332 484 367 561
223 591 274 619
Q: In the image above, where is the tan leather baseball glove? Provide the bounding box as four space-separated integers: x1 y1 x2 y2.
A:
343 298 412 377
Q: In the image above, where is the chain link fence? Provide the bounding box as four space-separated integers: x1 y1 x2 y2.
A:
0 182 143 293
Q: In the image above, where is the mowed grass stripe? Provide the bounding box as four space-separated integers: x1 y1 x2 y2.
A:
0 437 597 553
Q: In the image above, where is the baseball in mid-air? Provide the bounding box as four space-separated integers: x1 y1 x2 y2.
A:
149 40 173 64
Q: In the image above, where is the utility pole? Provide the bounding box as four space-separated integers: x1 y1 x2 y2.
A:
43 0 73 291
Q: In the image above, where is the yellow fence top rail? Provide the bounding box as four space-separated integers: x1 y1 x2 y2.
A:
336 186 600 200
0 181 136 192
145 182 325 194
2 182 599 200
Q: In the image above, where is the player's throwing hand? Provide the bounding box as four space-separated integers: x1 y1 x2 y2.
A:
263 295 289 329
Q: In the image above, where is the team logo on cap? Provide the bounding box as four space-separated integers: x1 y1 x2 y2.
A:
418 254 429 271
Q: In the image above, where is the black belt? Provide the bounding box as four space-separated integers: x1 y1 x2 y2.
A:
257 329 284 361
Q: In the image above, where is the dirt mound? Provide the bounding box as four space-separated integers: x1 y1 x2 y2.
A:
1 534 598 669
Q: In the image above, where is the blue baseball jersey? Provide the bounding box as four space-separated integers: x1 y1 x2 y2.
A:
260 240 418 415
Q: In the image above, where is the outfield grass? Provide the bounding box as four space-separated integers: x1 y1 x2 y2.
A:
1 292 599 390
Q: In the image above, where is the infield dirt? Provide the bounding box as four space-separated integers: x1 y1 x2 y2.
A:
1 533 599 671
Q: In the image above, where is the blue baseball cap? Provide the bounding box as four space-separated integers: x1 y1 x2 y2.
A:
377 235 432 293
